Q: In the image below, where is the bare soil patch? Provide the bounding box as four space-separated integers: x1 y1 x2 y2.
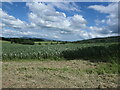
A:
2 60 119 88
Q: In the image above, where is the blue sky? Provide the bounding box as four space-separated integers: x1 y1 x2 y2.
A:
1 2 118 41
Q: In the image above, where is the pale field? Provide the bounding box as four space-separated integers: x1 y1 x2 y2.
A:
2 60 119 88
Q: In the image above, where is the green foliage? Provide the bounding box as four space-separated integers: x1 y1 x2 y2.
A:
2 42 119 63
86 62 119 74
72 36 120 43
2 41 119 74
11 38 34 45
62 43 120 62
38 43 41 45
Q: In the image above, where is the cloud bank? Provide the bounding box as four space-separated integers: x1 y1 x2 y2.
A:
1 2 118 41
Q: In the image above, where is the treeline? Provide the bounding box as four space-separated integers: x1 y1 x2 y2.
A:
11 38 34 45
1 37 34 45
1 36 120 45
1 37 69 45
38 41 68 45
1 37 44 42
72 36 120 43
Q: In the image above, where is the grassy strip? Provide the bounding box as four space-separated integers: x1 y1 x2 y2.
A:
14 62 119 75
2 58 66 62
37 67 71 72
21 64 119 74
86 62 119 74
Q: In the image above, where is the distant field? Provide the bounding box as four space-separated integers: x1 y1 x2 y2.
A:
35 41 59 44
0 40 10 43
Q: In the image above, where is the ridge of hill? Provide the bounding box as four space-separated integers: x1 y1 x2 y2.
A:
0 36 120 43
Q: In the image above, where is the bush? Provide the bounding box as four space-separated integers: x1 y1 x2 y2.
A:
38 43 41 45
11 38 34 45
21 40 34 45
62 44 120 62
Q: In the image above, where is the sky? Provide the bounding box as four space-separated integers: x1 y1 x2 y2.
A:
0 2 119 41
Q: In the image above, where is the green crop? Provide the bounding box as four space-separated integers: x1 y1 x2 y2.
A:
2 42 119 63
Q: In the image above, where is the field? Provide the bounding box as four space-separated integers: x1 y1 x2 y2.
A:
1 39 120 88
35 41 61 45
2 60 118 88
1 1 120 89
2 41 119 61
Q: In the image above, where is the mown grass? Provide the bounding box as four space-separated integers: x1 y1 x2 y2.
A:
37 67 70 72
36 63 119 74
3 59 119 75
86 62 119 74
3 60 118 88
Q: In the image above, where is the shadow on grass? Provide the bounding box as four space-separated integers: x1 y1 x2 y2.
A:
61 44 120 63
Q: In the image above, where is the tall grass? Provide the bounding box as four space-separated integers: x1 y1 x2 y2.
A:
86 61 119 74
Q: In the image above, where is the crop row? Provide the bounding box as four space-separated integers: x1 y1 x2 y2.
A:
2 42 119 62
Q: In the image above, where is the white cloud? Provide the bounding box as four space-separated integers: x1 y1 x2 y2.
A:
69 14 87 30
1 2 87 40
27 2 69 29
86 26 117 39
1 2 118 41
25 2 88 40
0 8 27 29
89 26 111 34
88 3 118 14
89 3 118 34
47 2 80 12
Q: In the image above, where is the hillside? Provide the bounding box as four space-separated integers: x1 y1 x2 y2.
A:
1 36 120 44
72 36 120 43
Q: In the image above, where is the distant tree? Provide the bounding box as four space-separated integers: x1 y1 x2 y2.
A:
51 42 53 45
10 38 34 45
45 43 48 45
38 43 41 45
21 40 34 45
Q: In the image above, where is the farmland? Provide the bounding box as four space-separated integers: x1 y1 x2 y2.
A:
2 60 119 88
1 36 120 88
2 41 119 61
1 1 119 88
